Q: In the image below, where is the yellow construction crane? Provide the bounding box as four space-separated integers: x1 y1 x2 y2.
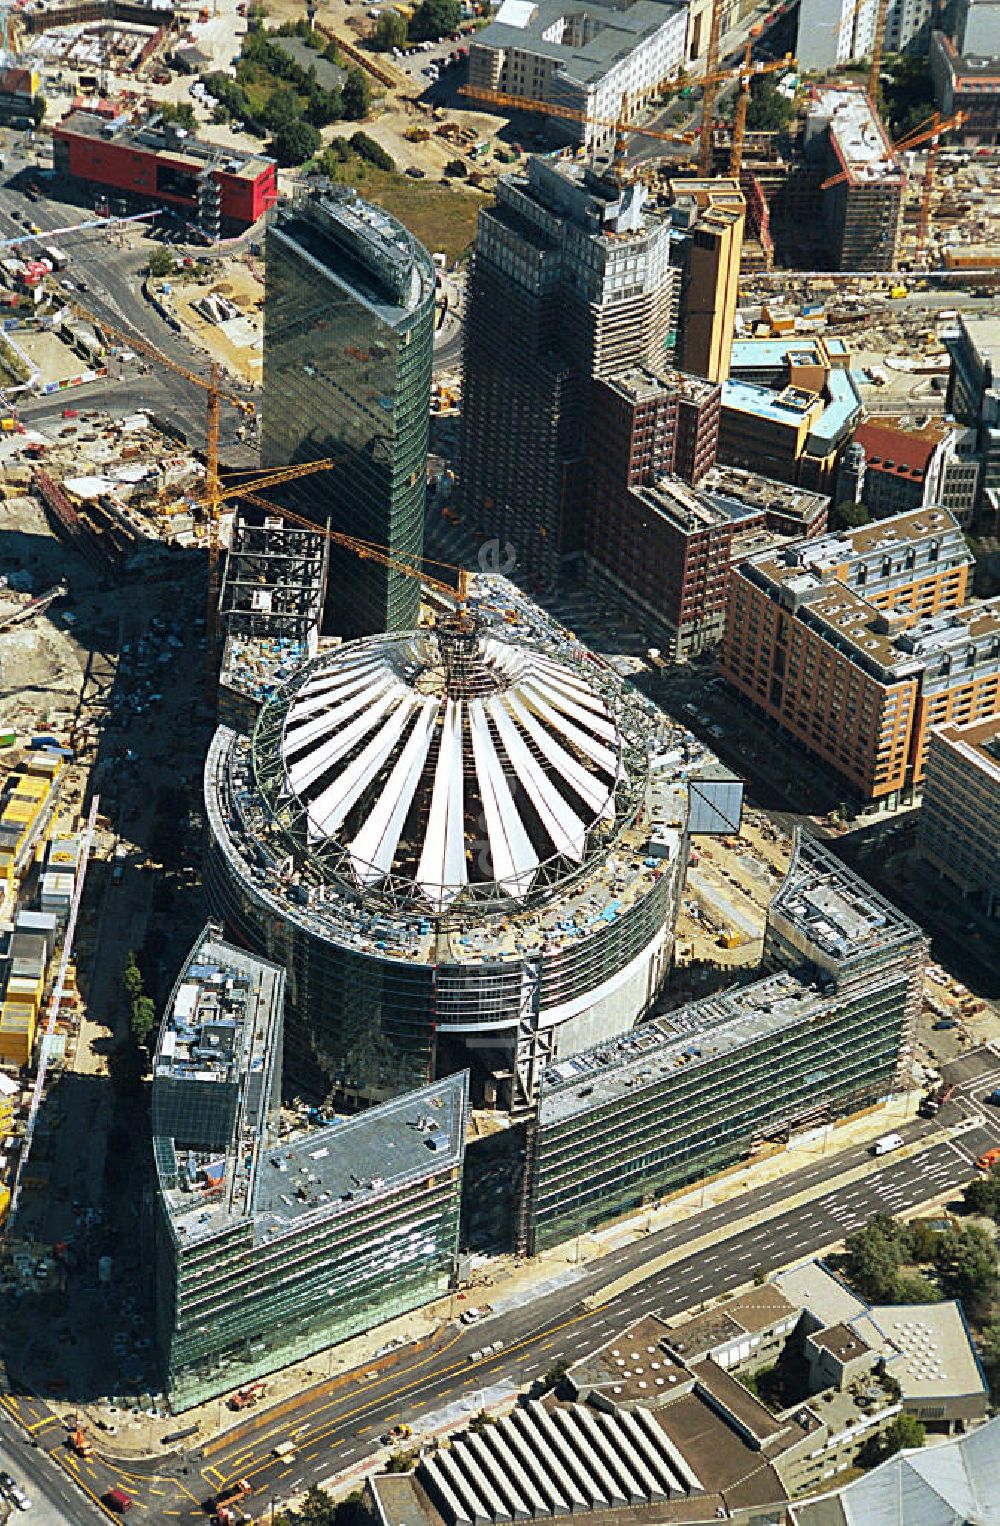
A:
728 40 796 176
461 44 793 185
892 109 967 258
698 0 726 175
238 489 475 626
868 0 890 100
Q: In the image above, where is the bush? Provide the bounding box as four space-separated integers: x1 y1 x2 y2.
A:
159 100 197 129
444 157 467 177
350 130 395 170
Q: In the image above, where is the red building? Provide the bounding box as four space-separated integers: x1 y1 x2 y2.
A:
53 109 277 234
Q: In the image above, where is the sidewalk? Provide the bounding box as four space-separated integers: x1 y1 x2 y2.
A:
90 1084 932 1460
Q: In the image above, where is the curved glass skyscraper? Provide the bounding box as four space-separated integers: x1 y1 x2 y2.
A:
263 183 436 636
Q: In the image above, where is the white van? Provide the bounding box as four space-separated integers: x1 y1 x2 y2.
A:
872 1133 903 1156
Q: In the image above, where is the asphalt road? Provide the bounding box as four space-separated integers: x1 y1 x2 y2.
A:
7 1048 998 1521
0 1411 103 1523
0 161 255 459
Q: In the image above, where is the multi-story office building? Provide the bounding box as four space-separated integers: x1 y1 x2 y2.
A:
153 926 466 1409
954 0 1000 55
796 0 935 72
205 592 689 1106
460 158 677 588
722 508 1000 802
945 312 1000 524
930 29 1000 145
839 419 983 527
467 0 688 153
669 178 745 384
588 364 722 492
528 834 925 1251
805 88 904 270
585 452 827 658
919 715 1000 916
262 183 435 635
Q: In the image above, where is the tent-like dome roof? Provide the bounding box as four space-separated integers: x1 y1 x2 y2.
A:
261 625 626 912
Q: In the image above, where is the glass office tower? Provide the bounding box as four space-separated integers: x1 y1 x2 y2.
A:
263 183 436 636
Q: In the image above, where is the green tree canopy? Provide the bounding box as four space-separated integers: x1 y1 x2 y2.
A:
745 76 794 133
376 10 409 51
844 1215 904 1303
962 1166 1000 1221
130 993 157 1049
122 950 144 999
934 1221 998 1303
832 498 870 530
263 82 303 131
410 0 461 41
272 117 322 165
342 67 371 120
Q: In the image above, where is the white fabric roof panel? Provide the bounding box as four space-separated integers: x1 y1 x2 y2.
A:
275 629 627 910
469 699 538 899
417 699 467 910
349 700 439 886
487 694 587 862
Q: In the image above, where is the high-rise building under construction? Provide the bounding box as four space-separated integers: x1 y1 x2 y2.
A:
263 183 435 636
459 159 678 590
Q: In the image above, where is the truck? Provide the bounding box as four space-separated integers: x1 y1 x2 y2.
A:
42 245 68 271
112 843 127 883
68 1425 93 1458
976 1147 1000 1172
212 1480 252 1515
872 1132 903 1156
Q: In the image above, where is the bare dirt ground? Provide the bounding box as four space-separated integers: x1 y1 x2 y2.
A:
164 262 264 385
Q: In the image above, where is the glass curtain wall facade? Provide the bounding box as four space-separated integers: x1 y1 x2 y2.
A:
263 185 435 636
156 1142 463 1411
529 973 910 1251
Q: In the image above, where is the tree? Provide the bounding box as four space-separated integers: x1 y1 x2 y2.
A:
130 993 157 1049
844 1216 903 1303
147 247 176 279
350 130 395 170
263 82 303 132
376 10 409 51
905 1218 943 1263
122 950 144 1000
935 1221 998 1302
979 1321 1000 1390
30 95 46 128
272 118 321 165
881 1413 926 1458
159 100 197 129
962 1166 1000 1221
342 67 371 120
410 0 461 41
832 498 870 530
307 86 344 127
745 76 794 133
894 1273 942 1304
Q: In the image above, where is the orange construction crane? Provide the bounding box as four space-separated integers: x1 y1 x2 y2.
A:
698 0 725 174
238 490 474 626
868 0 890 100
68 300 255 651
461 47 792 184
895 109 968 258
728 41 795 176
819 108 966 259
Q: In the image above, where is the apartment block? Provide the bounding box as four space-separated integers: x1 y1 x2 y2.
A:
919 715 1000 915
931 30 1000 146
946 312 1000 525
805 88 904 270
722 507 1000 802
467 0 688 153
669 178 745 383
797 0 935 71
460 159 677 588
